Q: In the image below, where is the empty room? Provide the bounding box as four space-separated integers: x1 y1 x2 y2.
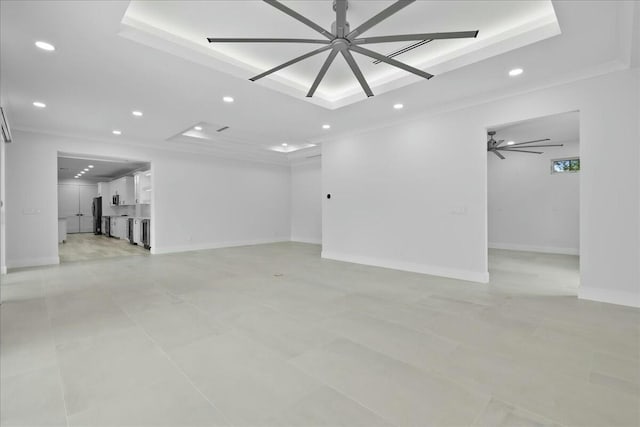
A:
1 1 638 426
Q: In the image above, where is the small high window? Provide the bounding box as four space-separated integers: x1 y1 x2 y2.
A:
552 157 580 173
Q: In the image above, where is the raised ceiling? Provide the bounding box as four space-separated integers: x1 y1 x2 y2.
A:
122 0 560 108
57 156 149 181
491 111 580 146
0 1 635 164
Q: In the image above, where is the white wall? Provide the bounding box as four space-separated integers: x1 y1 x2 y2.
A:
5 130 291 267
323 69 639 307
0 134 6 274
488 141 580 255
290 158 322 244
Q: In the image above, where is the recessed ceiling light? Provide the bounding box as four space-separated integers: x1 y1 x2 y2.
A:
507 141 515 145
322 124 331 129
132 111 143 117
74 176 79 179
112 130 122 135
282 143 288 147
84 168 89 171
88 165 94 168
33 101 46 108
508 68 523 77
35 41 55 51
194 126 203 131
393 103 404 109
223 96 234 103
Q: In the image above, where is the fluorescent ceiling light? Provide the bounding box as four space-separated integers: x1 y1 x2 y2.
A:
112 130 122 135
507 141 515 145
132 111 143 117
508 68 523 77
35 41 55 51
194 126 202 131
322 124 331 129
33 101 46 108
223 96 234 103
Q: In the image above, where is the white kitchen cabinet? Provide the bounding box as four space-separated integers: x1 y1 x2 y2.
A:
134 170 151 204
97 182 109 197
111 176 135 206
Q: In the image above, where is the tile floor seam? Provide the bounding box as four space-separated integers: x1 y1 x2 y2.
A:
44 289 72 427
112 296 237 427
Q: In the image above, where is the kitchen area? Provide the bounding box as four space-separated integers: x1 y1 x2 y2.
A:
57 155 152 263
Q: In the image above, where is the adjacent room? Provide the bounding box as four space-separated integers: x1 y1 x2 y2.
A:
1 1 638 427
487 111 581 297
57 155 152 263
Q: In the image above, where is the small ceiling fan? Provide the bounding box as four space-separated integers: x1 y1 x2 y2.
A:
207 0 479 98
487 131 563 159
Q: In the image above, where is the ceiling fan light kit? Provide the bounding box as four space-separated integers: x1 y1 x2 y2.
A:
207 0 479 98
487 130 564 159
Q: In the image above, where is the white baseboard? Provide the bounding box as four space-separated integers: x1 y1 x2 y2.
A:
152 237 291 255
7 257 60 269
489 242 579 256
321 250 489 283
290 237 322 245
579 286 640 308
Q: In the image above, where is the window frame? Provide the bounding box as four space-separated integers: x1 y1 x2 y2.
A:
551 157 580 174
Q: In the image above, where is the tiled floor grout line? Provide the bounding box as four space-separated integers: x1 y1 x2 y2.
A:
112 296 237 427
43 288 72 427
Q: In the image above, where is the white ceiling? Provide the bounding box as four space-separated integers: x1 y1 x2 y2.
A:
122 0 559 107
491 110 579 145
0 1 636 164
58 156 149 181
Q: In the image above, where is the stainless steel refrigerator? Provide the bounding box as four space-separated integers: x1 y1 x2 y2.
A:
92 196 102 235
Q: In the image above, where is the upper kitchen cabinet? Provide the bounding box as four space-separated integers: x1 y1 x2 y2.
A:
111 176 134 206
97 181 110 197
134 170 151 204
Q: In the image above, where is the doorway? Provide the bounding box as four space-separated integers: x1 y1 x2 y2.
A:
57 154 152 263
486 111 580 296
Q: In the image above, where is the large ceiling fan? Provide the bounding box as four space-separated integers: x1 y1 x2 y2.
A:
207 0 479 98
487 131 564 159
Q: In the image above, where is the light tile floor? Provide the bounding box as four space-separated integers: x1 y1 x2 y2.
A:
59 233 149 263
1 243 638 426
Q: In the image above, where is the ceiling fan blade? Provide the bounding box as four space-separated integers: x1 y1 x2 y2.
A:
207 37 331 44
493 150 506 160
508 138 550 146
307 48 340 97
340 48 374 97
350 45 433 79
263 0 334 40
498 148 543 154
353 30 479 45
250 45 332 81
346 0 416 40
335 0 348 38
507 144 564 148
495 139 505 147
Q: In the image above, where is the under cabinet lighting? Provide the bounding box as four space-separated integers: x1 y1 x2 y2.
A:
35 41 55 51
33 101 46 108
508 68 523 77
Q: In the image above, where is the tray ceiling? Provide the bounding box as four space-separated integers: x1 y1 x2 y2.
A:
121 0 560 109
